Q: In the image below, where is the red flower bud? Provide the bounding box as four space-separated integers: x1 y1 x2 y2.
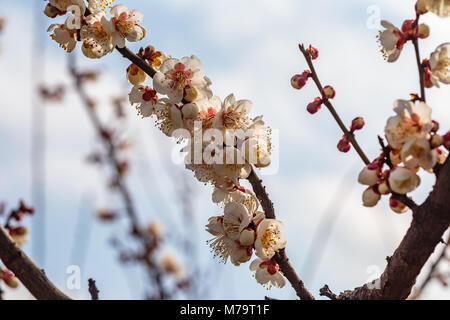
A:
401 19 416 36
337 135 351 153
306 97 322 114
321 85 336 99
443 131 450 151
306 45 319 60
350 117 365 131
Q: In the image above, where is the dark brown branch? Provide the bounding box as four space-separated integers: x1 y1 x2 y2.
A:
88 278 100 300
331 157 450 299
247 168 315 300
299 44 370 165
411 233 449 299
0 225 70 300
319 285 338 300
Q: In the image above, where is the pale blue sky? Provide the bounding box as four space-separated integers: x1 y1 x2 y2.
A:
0 0 449 299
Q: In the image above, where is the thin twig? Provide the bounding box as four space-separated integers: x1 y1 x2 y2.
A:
412 15 426 102
88 278 100 300
319 285 339 300
298 44 370 165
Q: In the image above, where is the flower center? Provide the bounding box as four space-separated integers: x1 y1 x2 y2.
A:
166 63 193 90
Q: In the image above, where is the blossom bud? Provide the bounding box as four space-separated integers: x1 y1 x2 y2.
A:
44 4 61 18
362 187 381 207
239 228 256 246
388 167 421 194
321 85 336 99
306 45 319 60
147 222 163 239
443 131 450 151
431 135 443 148
183 86 198 102
415 0 428 15
417 24 430 39
401 19 416 36
181 103 199 119
378 181 391 195
126 64 148 85
0 269 19 288
350 117 365 131
307 97 322 114
358 165 380 186
291 71 310 90
389 197 408 214
337 135 351 153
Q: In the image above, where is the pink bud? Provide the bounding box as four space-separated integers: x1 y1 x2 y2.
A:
321 85 336 99
401 19 416 36
306 45 319 60
337 135 351 153
291 70 311 90
307 97 322 114
350 117 365 131
443 131 450 151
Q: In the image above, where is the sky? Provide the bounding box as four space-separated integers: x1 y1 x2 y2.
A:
0 0 449 300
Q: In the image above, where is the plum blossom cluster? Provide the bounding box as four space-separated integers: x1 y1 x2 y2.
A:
45 0 145 58
359 98 449 212
43 0 283 289
126 49 283 287
358 0 450 212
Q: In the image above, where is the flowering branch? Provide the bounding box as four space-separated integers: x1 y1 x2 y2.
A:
298 44 370 165
247 168 315 300
0 225 70 300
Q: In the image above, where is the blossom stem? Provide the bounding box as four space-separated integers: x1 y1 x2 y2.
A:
247 168 315 300
298 44 370 165
412 15 426 102
377 136 418 210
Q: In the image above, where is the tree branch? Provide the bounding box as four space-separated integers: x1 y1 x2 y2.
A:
298 44 370 165
88 278 100 300
412 15 426 102
247 168 315 300
0 225 70 300
330 157 450 299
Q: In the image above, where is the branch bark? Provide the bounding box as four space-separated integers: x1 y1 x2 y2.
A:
0 225 70 300
247 168 315 300
326 157 450 299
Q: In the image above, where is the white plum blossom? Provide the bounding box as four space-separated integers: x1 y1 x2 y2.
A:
80 11 114 59
358 163 380 186
128 85 158 118
88 0 115 13
254 219 286 259
222 202 252 241
213 94 252 130
362 187 381 207
401 136 437 170
205 216 252 266
47 24 78 52
385 99 433 150
388 167 421 194
48 0 86 15
429 43 450 87
153 56 212 104
424 0 450 17
379 21 407 62
250 258 286 288
101 5 146 48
